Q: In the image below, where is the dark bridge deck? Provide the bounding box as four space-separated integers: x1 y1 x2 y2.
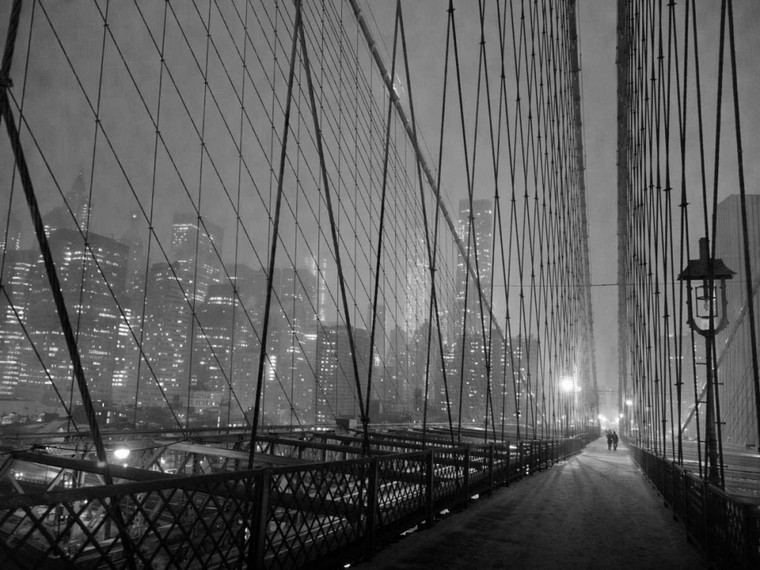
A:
359 437 709 569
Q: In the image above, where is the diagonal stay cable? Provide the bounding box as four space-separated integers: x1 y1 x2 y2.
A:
365 0 400 456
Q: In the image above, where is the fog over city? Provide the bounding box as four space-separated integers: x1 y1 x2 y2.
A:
2 2 760 569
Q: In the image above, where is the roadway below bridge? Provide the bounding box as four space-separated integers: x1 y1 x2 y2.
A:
357 437 710 569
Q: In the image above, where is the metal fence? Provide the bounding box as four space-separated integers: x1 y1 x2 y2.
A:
0 437 586 569
629 444 760 568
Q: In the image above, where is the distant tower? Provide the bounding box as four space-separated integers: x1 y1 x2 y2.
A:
171 213 222 304
0 250 35 398
309 255 330 324
139 262 191 407
404 233 430 334
714 194 760 449
0 214 22 253
24 229 128 404
457 198 493 317
44 171 90 234
455 199 494 425
275 267 318 424
121 210 146 307
315 326 370 424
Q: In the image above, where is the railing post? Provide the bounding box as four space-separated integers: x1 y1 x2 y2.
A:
463 447 471 503
518 442 524 477
743 502 758 567
488 443 495 494
425 450 435 526
366 458 379 555
505 441 511 486
248 468 270 568
682 472 690 538
701 481 710 558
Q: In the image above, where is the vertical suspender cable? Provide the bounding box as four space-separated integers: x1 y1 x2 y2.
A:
248 0 302 469
0 2 137 565
726 0 760 452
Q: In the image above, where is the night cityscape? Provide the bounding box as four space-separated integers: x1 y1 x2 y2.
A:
1 1 760 568
0 177 530 431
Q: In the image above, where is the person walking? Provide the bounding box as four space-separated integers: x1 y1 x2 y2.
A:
606 430 613 450
612 431 619 451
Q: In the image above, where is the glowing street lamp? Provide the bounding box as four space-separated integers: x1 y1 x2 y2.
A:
113 447 130 461
679 238 734 336
679 237 734 487
560 376 576 438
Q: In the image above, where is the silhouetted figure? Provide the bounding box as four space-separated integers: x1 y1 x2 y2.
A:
606 430 613 450
612 431 619 451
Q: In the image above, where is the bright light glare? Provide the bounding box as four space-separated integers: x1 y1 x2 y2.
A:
560 376 575 392
113 447 130 461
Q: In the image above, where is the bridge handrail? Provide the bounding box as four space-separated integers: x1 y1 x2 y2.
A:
629 444 760 568
0 437 587 568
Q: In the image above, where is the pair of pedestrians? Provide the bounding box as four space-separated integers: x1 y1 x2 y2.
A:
605 430 619 450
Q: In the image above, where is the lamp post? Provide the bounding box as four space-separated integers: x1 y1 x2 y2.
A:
678 237 734 487
560 376 575 438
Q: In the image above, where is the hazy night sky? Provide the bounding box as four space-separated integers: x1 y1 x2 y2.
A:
2 1 759 410
367 0 760 403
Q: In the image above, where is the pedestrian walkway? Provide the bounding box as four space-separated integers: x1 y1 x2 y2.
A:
358 437 710 569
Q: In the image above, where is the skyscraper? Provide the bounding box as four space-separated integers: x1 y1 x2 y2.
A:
0 214 22 253
0 250 35 399
24 229 128 405
714 194 760 448
457 198 494 319
315 326 370 424
171 213 223 304
121 210 146 307
191 282 258 419
454 199 494 424
275 268 318 424
44 171 90 235
139 262 191 408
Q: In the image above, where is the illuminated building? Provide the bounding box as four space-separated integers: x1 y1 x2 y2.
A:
0 250 35 398
274 268 318 424
315 326 370 425
0 214 21 253
456 198 493 325
453 199 494 423
190 282 258 423
43 171 90 236
170 213 222 304
714 194 760 448
139 262 190 408
24 229 128 404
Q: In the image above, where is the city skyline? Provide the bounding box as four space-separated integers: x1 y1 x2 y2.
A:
0 176 530 431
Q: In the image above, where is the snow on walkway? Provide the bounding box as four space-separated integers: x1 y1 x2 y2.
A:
357 437 710 569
